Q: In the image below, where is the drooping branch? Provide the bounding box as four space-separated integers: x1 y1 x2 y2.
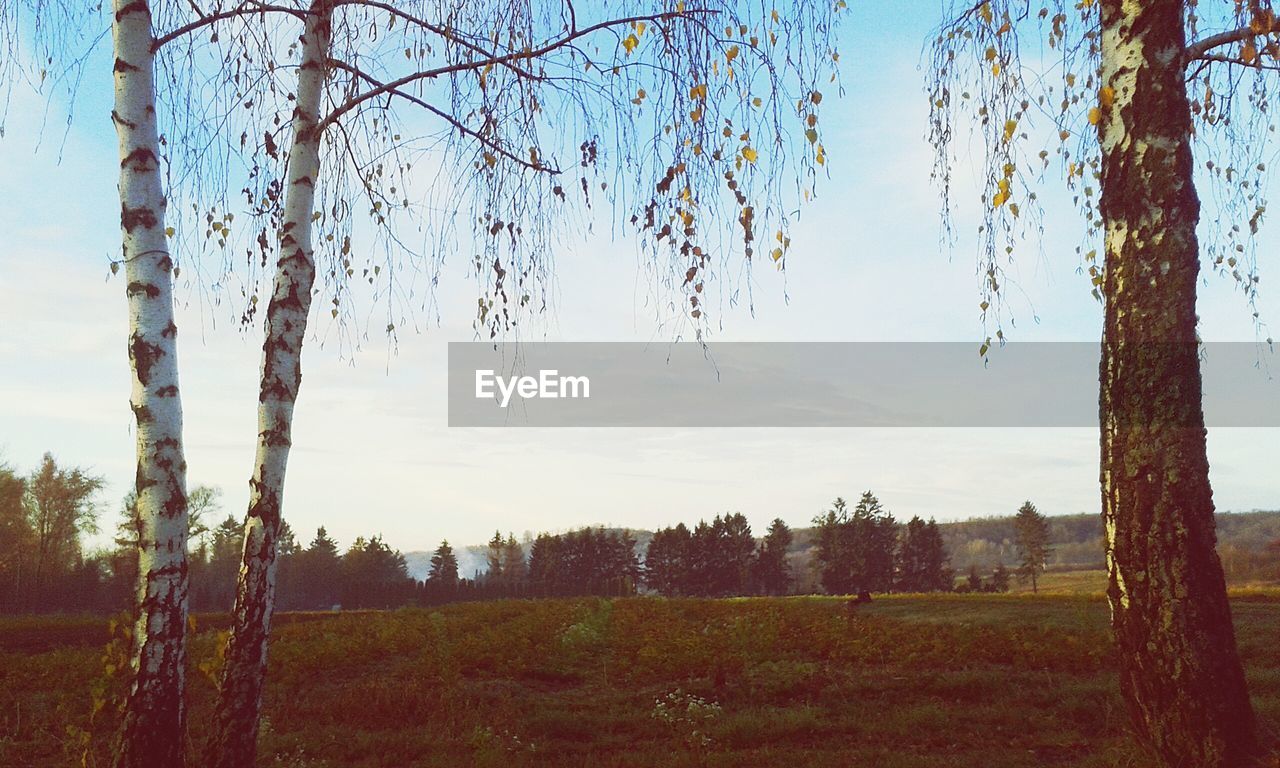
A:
327 57 559 173
318 8 718 131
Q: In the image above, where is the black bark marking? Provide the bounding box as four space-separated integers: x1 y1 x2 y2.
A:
156 385 178 397
126 280 161 298
122 204 159 232
114 0 150 20
122 147 158 170
113 57 140 73
129 335 163 386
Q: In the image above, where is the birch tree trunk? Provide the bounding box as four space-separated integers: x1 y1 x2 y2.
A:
1097 1 1260 764
208 4 331 765
110 1 191 766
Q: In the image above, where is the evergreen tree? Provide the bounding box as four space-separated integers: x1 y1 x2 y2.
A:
428 540 459 587
342 535 412 608
294 527 342 609
919 519 951 592
644 524 692 596
813 493 898 595
753 518 793 596
501 533 527 586
485 530 504 582
1013 501 1051 593
897 516 930 592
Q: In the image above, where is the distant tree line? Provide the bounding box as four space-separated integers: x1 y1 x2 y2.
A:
26 451 1280 614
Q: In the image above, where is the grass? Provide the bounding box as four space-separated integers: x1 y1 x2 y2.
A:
2 593 1278 767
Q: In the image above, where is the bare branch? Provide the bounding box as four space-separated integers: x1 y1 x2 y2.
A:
332 0 542 81
327 57 559 173
153 1 308 51
318 8 718 132
1185 20 1280 64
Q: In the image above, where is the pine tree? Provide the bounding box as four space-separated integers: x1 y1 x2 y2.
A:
485 530 504 583
1013 501 1051 593
428 540 459 587
753 518 793 596
501 534 527 585
920 519 950 592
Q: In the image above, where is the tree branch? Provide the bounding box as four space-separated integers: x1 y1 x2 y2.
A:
154 1 308 51
327 58 560 174
331 0 543 81
1185 20 1280 64
317 8 717 132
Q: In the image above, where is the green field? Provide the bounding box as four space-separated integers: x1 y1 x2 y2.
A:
2 594 1279 767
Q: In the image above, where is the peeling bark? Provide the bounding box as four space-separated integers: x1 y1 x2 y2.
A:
207 4 331 766
1098 2 1260 765
110 0 190 766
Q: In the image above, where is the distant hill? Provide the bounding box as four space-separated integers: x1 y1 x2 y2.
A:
403 510 1280 584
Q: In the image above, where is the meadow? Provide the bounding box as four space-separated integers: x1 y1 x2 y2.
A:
2 589 1279 767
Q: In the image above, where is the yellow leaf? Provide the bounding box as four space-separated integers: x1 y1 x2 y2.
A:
726 45 740 62
771 247 783 261
1088 107 1101 125
1243 41 1258 65
635 21 647 36
165 227 175 237
1099 86 1114 108
991 63 1001 76
622 34 639 55
742 146 758 163
1003 118 1017 142
979 2 993 23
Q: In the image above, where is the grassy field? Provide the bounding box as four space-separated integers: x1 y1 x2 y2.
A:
2 593 1279 767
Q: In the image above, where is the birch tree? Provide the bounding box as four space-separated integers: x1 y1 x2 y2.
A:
5 0 200 762
111 1 194 764
929 1 1274 763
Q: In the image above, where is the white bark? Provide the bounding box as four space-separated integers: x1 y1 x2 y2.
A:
209 4 330 765
111 1 190 766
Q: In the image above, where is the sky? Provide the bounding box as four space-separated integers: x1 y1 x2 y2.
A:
1 1 1278 555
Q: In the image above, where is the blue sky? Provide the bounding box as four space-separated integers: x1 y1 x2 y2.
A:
1 1 1277 553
